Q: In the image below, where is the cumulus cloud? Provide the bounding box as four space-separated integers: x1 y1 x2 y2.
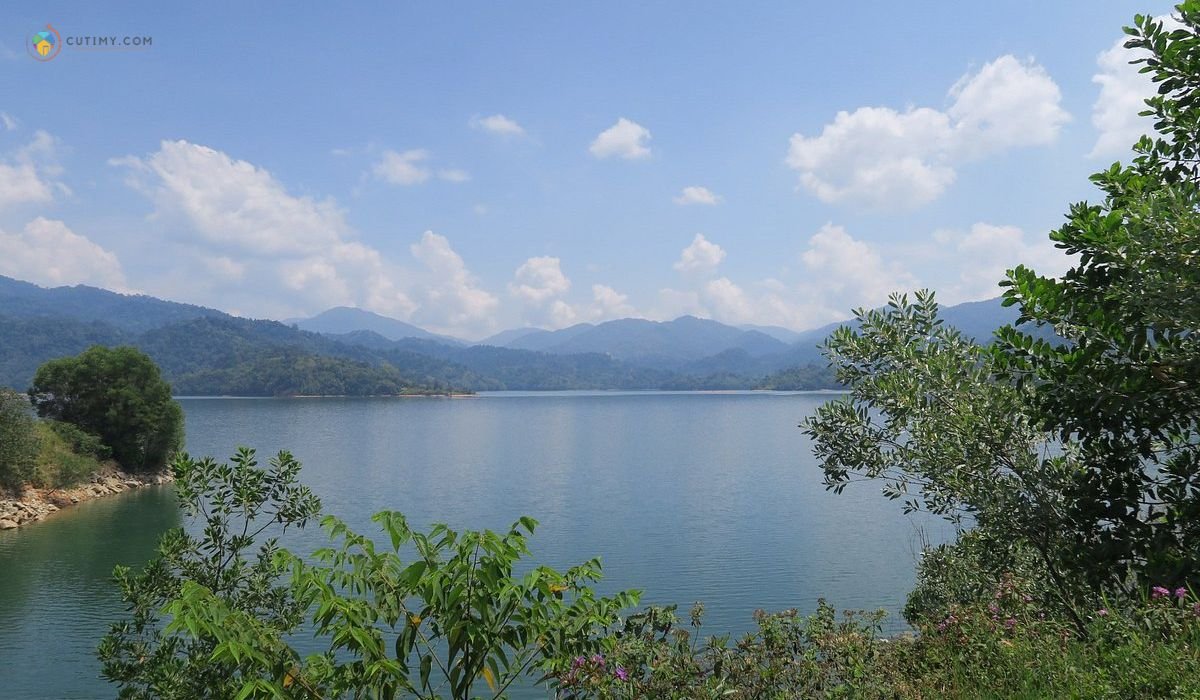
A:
673 233 726 273
673 185 722 206
932 223 1068 303
372 149 432 185
588 284 637 320
114 139 347 256
410 231 499 334
800 223 919 307
510 256 571 304
0 218 127 290
471 114 525 136
589 118 652 160
1088 19 1179 158
113 140 418 320
787 55 1069 209
0 130 67 211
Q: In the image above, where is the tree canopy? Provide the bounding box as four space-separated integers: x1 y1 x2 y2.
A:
28 346 184 473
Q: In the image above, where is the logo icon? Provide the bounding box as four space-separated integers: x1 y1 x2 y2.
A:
29 25 61 61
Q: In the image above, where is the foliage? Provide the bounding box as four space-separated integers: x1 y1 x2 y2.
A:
169 350 455 397
98 448 322 699
0 387 39 491
991 6 1200 594
803 4 1200 626
755 363 840 391
32 421 104 488
561 601 891 699
101 449 637 699
28 346 185 472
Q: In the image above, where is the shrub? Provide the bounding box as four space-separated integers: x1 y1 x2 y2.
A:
0 388 38 491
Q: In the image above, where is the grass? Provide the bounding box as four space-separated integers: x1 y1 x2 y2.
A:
31 422 104 489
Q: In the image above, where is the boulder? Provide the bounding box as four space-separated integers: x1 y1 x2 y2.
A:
0 519 18 530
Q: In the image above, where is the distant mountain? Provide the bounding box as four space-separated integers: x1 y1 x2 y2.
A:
0 275 227 333
505 323 596 351
290 306 463 345
738 324 802 344
0 275 1037 396
503 316 789 363
475 327 544 347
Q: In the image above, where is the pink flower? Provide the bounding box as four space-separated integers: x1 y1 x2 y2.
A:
614 666 628 681
1004 618 1017 629
1096 608 1108 617
1152 586 1170 599
1175 587 1188 600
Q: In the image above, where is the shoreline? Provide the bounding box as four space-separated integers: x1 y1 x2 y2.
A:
0 467 174 530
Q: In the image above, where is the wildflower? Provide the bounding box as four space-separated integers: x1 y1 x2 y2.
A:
1096 608 1108 617
1152 586 1170 599
1175 587 1188 600
572 656 586 670
615 666 629 681
591 654 605 668
1004 617 1017 630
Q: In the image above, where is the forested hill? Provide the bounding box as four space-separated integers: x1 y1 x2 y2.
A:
0 275 1026 396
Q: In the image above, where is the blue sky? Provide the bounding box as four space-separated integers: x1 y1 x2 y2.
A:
0 1 1178 339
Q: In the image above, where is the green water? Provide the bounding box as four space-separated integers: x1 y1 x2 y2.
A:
0 391 948 698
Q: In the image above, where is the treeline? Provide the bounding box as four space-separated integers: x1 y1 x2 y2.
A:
0 313 840 395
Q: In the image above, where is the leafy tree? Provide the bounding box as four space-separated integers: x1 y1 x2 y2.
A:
802 4 1200 626
994 7 1200 594
0 388 39 490
98 448 322 699
101 449 638 699
28 346 184 472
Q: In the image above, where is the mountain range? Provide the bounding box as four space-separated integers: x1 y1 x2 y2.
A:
0 275 1027 396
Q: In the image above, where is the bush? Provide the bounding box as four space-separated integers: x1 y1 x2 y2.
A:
0 388 39 491
28 346 184 472
31 422 103 488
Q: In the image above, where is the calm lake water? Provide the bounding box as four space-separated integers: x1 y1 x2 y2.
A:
0 391 949 699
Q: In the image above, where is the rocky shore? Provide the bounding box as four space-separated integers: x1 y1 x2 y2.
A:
0 467 173 529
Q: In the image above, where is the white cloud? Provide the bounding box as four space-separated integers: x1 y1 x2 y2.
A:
510 256 571 304
114 139 347 256
438 168 471 183
787 55 1069 209
588 284 637 320
673 233 726 273
0 130 67 211
1088 19 1179 158
0 112 16 131
0 218 127 290
372 149 431 185
932 223 1068 303
410 231 499 335
800 223 918 307
114 140 416 321
589 118 652 160
673 185 722 206
471 114 525 136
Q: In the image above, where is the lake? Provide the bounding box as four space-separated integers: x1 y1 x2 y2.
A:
0 391 949 698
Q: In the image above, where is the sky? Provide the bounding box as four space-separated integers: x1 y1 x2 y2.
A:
0 1 1179 340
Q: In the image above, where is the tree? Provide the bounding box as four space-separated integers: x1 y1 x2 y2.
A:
993 7 1200 594
804 4 1200 625
28 346 184 472
100 448 638 700
0 388 39 490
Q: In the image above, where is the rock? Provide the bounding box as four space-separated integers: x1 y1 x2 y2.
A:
48 492 74 508
0 519 18 530
123 480 139 488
